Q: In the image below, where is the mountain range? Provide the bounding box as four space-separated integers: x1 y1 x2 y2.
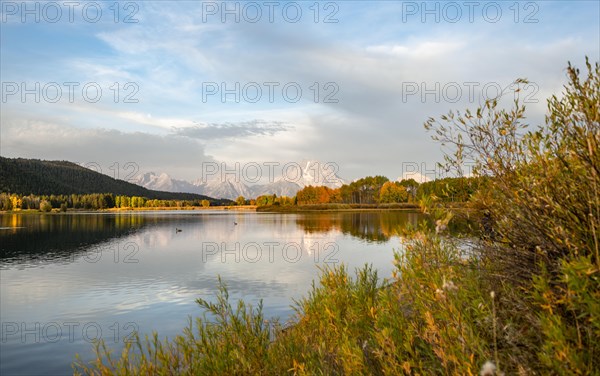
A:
0 157 230 204
132 160 346 200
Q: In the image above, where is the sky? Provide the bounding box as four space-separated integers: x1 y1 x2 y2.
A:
1 0 599 184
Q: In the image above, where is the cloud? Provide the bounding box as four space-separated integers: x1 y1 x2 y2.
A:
366 40 465 58
1 116 214 180
172 120 290 140
1 1 598 183
116 111 197 129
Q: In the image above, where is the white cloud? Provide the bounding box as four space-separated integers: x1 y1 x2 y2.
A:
116 111 197 129
366 40 465 58
1 116 214 180
398 172 432 184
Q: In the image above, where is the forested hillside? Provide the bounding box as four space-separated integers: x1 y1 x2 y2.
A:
0 157 224 203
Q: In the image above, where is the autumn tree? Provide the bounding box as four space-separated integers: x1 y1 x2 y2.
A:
379 181 408 203
329 188 342 203
296 186 315 204
296 186 333 205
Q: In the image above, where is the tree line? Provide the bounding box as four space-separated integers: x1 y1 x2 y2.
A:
233 175 484 207
1 176 486 211
0 193 211 212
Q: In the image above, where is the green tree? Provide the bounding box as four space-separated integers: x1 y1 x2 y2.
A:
276 196 295 206
255 195 276 206
346 176 389 204
0 193 13 210
39 200 52 212
398 178 419 202
235 196 246 206
120 196 131 208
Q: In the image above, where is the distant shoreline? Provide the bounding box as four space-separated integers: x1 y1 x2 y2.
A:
0 206 257 214
257 203 421 212
105 205 258 212
0 203 422 214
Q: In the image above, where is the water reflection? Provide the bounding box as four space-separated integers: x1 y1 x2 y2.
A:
296 211 421 242
0 211 422 266
0 210 424 375
0 213 150 266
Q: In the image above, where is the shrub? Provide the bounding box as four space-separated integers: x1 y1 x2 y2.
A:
424 57 599 373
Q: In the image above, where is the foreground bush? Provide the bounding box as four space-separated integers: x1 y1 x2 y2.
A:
425 57 599 374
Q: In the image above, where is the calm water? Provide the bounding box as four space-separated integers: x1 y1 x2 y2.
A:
0 210 422 375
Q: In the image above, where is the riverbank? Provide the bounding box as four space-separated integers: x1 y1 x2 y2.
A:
104 205 258 212
257 203 420 212
0 206 258 214
1 203 423 214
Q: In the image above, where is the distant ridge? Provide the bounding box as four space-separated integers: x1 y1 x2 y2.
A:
0 157 229 204
133 160 347 200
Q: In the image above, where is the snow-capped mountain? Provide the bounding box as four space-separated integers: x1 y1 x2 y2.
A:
196 178 254 200
132 160 346 200
133 172 202 194
250 180 303 198
286 160 345 189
